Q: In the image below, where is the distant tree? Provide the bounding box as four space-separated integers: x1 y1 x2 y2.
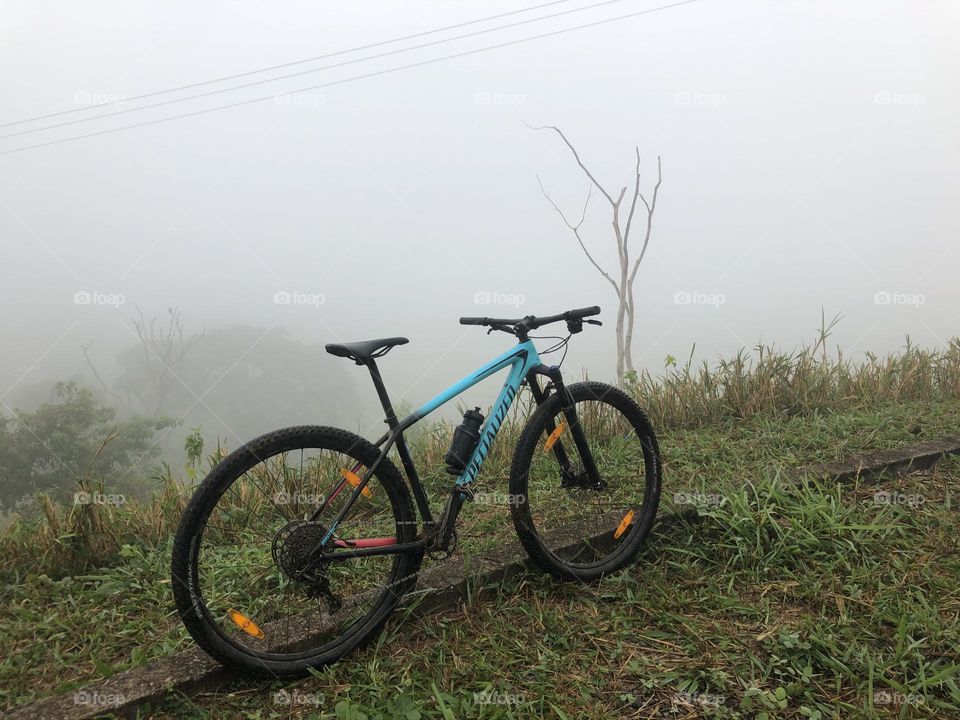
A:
87 323 357 445
83 306 202 416
165 326 359 443
0 382 173 509
533 125 662 385
82 309 358 451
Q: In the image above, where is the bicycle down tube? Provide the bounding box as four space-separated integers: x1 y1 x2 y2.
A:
316 340 542 550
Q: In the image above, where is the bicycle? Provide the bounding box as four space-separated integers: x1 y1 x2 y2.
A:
171 305 661 677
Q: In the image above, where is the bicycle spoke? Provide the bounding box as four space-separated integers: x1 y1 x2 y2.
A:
517 389 656 570
188 438 416 666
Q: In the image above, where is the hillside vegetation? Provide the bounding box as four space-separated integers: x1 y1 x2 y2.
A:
2 330 959 717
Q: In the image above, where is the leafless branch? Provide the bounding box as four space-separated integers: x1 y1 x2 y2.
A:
81 341 126 409
537 175 619 293
623 147 643 246
629 155 662 285
528 123 617 207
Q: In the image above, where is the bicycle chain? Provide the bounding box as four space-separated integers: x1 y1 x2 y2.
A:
333 519 452 597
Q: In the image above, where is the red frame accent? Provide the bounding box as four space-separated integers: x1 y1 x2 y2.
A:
334 536 397 548
326 463 398 548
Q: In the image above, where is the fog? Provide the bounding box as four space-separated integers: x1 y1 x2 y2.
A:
1 1 957 455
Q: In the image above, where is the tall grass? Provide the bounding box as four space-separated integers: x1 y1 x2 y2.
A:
0 468 188 578
630 318 960 429
3 326 960 579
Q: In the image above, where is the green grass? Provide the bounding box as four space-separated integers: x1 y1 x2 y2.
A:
1 398 958 716
136 456 960 720
630 325 960 431
118 455 960 719
3 329 960 716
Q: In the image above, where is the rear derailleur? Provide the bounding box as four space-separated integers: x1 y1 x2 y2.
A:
272 520 343 614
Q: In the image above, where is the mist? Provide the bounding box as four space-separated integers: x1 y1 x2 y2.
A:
1 0 957 464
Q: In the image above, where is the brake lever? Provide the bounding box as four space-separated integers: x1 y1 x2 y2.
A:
585 319 602 326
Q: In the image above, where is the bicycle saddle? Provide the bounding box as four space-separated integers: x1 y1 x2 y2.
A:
325 337 408 364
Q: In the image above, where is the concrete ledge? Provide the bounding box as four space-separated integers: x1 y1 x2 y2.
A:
796 435 960 483
10 434 960 720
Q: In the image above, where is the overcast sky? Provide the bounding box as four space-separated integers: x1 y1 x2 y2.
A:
1 1 957 433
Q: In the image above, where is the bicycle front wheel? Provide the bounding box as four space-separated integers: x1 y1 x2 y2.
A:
509 381 661 581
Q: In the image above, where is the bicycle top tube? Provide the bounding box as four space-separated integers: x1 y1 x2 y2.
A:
411 339 541 420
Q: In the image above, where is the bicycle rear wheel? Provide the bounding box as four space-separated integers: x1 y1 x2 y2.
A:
509 381 661 581
171 425 422 677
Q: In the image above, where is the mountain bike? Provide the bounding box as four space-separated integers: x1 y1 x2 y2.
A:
171 306 661 677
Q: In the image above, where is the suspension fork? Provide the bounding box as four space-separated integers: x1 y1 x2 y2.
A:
526 367 572 472
527 365 602 487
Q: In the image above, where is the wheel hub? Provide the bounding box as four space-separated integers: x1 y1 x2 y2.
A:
560 467 605 491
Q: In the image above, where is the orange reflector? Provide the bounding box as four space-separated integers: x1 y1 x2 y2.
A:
543 421 566 451
613 510 635 540
228 608 264 638
340 468 373 498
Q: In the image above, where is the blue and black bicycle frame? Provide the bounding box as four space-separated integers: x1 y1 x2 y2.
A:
313 307 604 560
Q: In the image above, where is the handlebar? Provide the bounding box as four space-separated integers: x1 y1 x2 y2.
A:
459 306 601 337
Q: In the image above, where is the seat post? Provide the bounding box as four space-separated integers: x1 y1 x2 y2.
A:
364 359 399 428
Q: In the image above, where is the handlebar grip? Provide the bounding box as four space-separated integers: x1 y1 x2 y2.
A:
568 305 601 319
459 317 489 325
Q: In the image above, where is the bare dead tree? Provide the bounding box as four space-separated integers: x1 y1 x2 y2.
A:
129 307 204 415
82 307 203 416
533 125 661 385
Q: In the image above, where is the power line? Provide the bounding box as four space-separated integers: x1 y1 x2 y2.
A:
0 0 582 129
0 0 702 157
0 0 635 141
